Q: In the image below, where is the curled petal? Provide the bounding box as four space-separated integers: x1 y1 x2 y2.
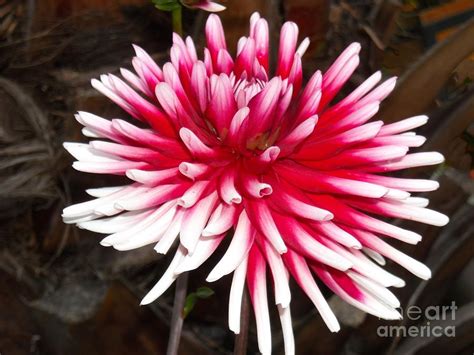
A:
218 168 243 204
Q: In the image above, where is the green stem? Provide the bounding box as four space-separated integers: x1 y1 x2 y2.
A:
171 6 183 36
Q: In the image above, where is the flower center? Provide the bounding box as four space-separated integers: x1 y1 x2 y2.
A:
233 76 266 108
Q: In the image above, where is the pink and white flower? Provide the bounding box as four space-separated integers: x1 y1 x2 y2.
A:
63 13 448 354
181 0 225 12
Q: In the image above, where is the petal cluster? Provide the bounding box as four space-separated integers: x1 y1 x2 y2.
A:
63 13 448 355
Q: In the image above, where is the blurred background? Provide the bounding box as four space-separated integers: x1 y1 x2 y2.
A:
0 0 473 354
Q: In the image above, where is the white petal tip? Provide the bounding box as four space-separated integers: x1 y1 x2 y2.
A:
113 203 125 211
419 267 432 280
194 3 226 12
154 246 167 255
140 298 153 306
125 170 137 181
434 152 445 164
177 199 191 208
206 267 225 282
392 279 406 288
323 213 334 221
437 214 450 226
202 229 218 237
173 265 187 274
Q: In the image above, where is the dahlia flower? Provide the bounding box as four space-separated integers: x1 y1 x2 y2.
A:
63 13 449 354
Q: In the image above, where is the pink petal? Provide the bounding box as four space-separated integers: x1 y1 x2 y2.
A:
73 160 150 175
111 119 188 158
126 167 181 185
62 184 139 221
308 195 422 244
245 200 287 254
303 145 408 171
245 77 283 137
178 180 213 208
379 115 429 136
269 188 333 222
283 249 340 332
218 168 242 204
310 221 361 249
132 44 164 81
278 305 295 355
253 18 269 71
312 264 401 320
234 38 256 78
78 209 153 234
278 115 318 155
179 128 227 160
228 256 248 333
227 107 250 146
277 22 298 78
179 191 219 253
206 74 237 135
100 200 175 246
140 245 186 305
351 228 431 279
259 236 291 307
334 171 439 192
240 173 273 198
191 1 226 13
205 14 227 64
272 213 352 270
275 161 388 198
191 61 209 113
296 37 310 57
113 205 176 250
322 42 360 89
202 203 239 236
216 49 234 74
295 121 383 160
115 184 189 211
343 197 449 226
174 233 225 273
355 77 397 108
247 245 272 354
155 208 185 254
178 162 212 180
364 152 444 172
207 210 255 281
